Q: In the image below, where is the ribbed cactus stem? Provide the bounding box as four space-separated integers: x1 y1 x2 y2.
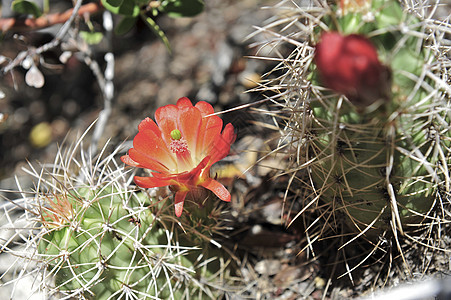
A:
37 184 234 299
307 0 451 234
254 0 450 239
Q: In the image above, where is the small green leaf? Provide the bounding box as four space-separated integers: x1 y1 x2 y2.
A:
119 0 140 16
101 0 121 14
160 0 204 18
115 16 137 35
11 0 42 17
142 15 171 52
105 0 123 7
101 0 139 16
80 31 104 45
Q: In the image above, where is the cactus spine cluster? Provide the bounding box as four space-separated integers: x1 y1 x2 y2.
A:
256 0 450 237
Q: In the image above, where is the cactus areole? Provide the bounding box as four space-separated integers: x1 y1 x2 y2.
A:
122 97 236 217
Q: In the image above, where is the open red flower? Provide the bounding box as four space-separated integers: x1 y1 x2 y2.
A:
314 32 389 106
121 97 236 217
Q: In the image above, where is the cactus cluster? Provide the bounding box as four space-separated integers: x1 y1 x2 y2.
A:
0 133 237 299
253 0 451 275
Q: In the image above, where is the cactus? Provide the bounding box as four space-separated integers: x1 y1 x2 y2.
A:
0 130 237 299
307 0 451 234
255 0 450 235
38 187 233 299
250 0 451 284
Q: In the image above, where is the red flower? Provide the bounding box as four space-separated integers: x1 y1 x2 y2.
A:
314 32 389 106
121 97 236 217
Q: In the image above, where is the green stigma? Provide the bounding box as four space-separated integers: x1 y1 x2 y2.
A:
170 129 182 140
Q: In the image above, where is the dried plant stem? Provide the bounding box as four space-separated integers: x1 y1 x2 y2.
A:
88 12 115 157
1 0 86 75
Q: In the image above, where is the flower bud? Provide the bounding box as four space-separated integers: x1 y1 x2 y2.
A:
314 32 390 107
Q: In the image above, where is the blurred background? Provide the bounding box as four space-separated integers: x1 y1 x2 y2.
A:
0 0 276 185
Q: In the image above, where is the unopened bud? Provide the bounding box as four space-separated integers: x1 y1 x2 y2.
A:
314 32 390 107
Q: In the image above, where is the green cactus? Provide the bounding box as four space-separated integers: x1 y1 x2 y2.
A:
38 185 233 299
254 0 450 236
310 0 450 234
0 132 237 299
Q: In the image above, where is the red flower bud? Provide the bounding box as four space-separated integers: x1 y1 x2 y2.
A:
314 32 390 107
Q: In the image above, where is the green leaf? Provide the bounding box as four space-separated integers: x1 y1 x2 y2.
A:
101 0 139 16
160 0 204 18
142 15 171 52
101 0 120 14
119 0 140 16
114 16 137 35
105 0 123 7
11 0 42 17
80 31 104 45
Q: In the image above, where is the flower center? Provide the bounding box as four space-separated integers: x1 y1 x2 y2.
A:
170 138 189 154
169 129 193 172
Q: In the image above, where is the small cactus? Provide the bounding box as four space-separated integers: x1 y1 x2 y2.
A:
1 126 238 299
38 186 233 299
256 0 450 233
252 0 451 282
313 0 450 234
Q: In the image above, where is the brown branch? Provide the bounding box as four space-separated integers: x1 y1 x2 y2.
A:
0 2 103 33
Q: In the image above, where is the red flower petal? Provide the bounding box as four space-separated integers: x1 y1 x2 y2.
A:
138 117 162 137
315 32 342 72
134 175 174 188
166 156 209 184
346 35 379 62
133 129 176 169
195 101 215 117
193 101 224 156
197 114 223 158
209 123 236 165
121 155 141 167
174 190 188 217
200 178 231 202
128 148 169 172
176 97 193 109
155 104 179 145
179 105 201 158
